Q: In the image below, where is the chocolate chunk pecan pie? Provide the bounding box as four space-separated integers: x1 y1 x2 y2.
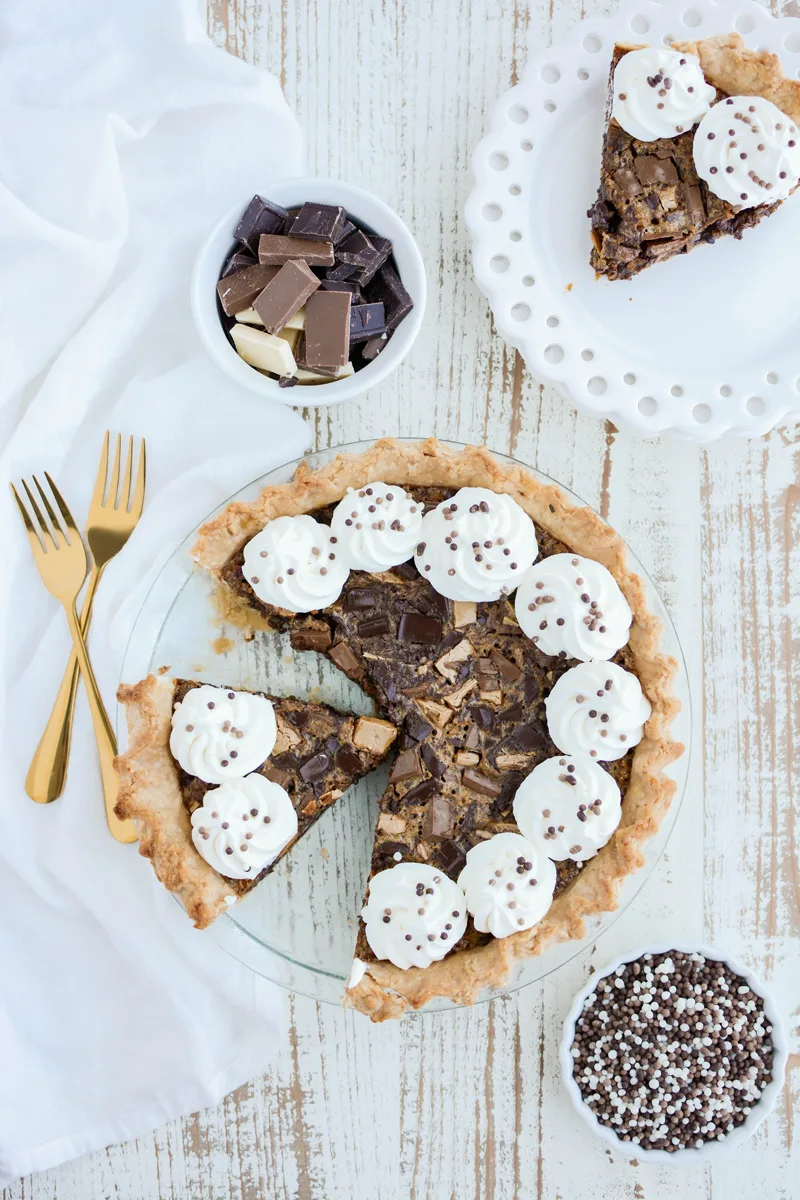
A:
117 439 682 1021
589 34 800 280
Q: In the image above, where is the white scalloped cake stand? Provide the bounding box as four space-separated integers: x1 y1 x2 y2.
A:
465 0 800 441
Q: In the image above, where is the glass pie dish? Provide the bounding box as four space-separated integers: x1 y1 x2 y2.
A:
117 440 691 1011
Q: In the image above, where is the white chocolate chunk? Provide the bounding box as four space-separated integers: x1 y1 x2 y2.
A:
235 307 265 326
277 326 301 353
294 362 355 385
230 323 297 375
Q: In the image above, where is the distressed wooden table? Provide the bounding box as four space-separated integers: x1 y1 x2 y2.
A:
6 1 798 1196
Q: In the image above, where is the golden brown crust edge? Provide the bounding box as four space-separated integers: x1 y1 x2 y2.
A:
114 674 237 929
193 438 684 1022
673 33 800 124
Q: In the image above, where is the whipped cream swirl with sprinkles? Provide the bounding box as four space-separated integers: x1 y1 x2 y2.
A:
361 863 468 970
170 685 277 784
512 753 622 862
331 481 423 572
515 553 632 661
242 514 349 612
545 661 651 761
190 773 298 880
414 486 539 602
612 47 715 142
457 832 556 938
693 95 800 208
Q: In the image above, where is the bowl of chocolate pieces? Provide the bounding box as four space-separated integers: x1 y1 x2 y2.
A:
193 177 426 405
560 944 788 1163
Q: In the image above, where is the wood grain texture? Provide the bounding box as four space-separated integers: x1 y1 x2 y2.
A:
4 0 798 1196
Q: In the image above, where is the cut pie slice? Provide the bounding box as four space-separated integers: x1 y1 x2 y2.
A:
115 675 396 928
589 34 800 280
191 439 682 1020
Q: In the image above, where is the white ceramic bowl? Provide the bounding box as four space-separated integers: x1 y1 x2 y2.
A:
560 942 788 1164
191 177 426 408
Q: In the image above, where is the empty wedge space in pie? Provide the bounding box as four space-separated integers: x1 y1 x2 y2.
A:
115 439 683 1021
588 33 800 280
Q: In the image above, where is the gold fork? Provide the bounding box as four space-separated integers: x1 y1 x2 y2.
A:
11 472 137 843
25 434 146 805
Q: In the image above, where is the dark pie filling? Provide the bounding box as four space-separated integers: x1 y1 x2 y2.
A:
588 48 780 281
215 487 640 961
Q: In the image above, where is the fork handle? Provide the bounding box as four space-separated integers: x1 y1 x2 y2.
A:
25 566 103 803
62 599 137 844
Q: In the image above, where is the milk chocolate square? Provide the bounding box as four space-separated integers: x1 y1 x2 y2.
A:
253 260 320 334
258 234 335 267
304 290 352 369
216 264 279 316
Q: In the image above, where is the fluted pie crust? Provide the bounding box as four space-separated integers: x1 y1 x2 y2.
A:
117 439 682 1021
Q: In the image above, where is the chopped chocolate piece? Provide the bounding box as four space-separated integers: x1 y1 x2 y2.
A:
523 676 538 706
258 234 335 267
464 723 480 750
684 183 706 226
290 628 332 652
471 705 494 730
490 649 522 681
336 745 362 775
279 375 298 388
235 195 288 253
401 778 439 804
325 736 341 754
299 751 331 782
252 259 320 333
378 840 408 860
422 793 455 839
335 228 378 266
304 290 352 370
216 264 279 316
358 614 391 637
230 324 296 376
349 303 386 343
436 839 467 875
364 263 413 331
344 588 376 610
352 235 393 286
262 762 292 790
353 716 397 755
462 768 501 798
290 202 346 242
499 702 523 723
397 613 442 644
633 155 679 186
222 249 257 277
333 218 357 245
391 561 418 581
360 334 388 361
326 261 358 281
404 711 434 743
389 747 423 783
612 168 643 198
420 743 444 778
321 279 364 303
329 641 362 675
514 720 547 751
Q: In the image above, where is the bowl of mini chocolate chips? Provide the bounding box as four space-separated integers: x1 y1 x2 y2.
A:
560 944 787 1162
192 178 426 406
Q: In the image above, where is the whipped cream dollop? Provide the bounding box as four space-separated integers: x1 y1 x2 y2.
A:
514 553 632 661
331 481 423 573
414 487 538 602
612 47 715 141
545 661 651 762
693 95 800 208
190 772 298 880
361 862 468 970
170 684 277 784
512 753 622 862
457 832 556 938
242 514 350 613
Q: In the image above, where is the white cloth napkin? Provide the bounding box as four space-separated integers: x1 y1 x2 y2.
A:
0 0 311 1184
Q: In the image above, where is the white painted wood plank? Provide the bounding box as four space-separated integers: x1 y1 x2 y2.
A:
4 0 797 1197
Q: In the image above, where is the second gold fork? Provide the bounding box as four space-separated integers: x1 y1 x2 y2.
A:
25 433 146 804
